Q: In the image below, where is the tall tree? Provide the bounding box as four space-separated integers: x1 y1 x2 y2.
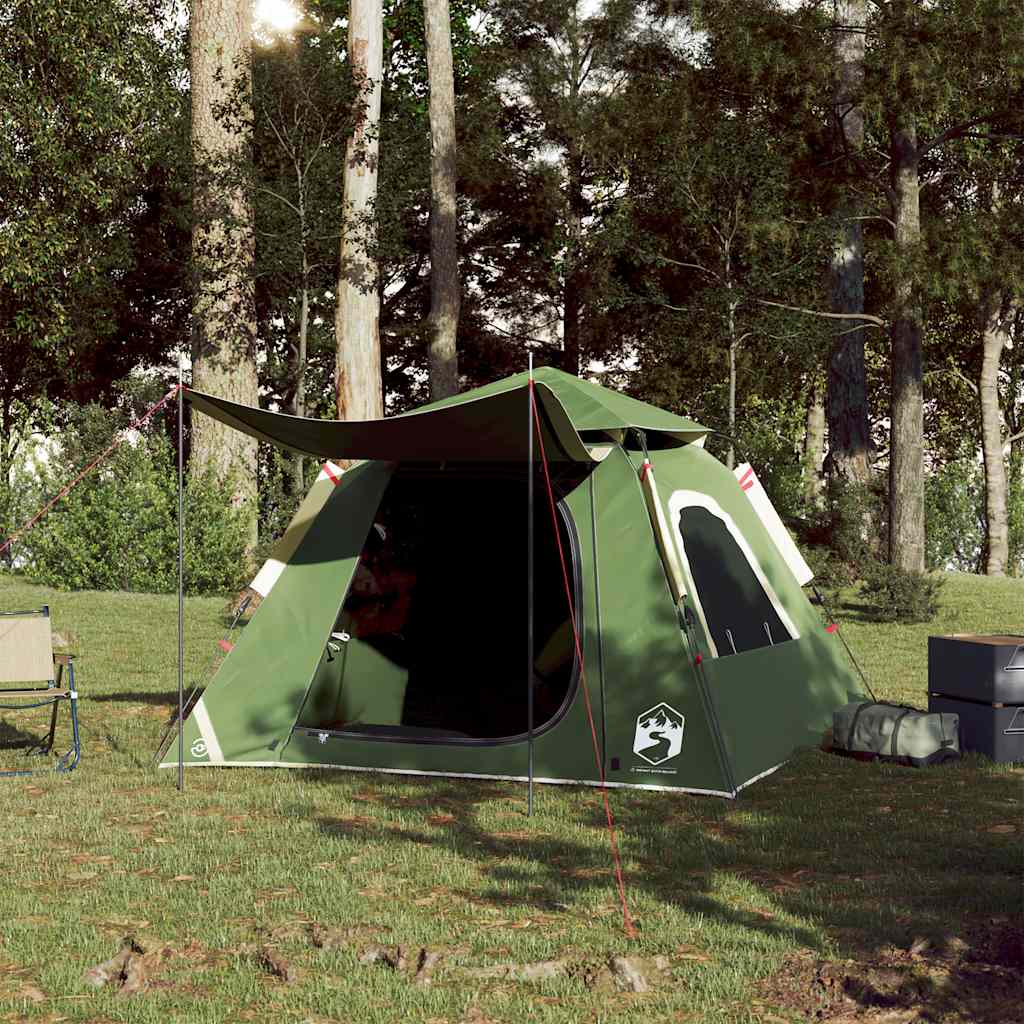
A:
424 0 461 398
978 294 1016 574
486 0 642 375
335 0 385 421
828 0 1024 570
249 24 354 492
826 0 873 486
191 0 260 545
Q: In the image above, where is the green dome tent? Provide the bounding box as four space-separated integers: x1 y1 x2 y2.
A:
162 368 862 797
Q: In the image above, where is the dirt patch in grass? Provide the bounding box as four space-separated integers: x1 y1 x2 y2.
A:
755 922 1023 1023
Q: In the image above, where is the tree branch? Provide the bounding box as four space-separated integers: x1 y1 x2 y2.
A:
753 299 886 327
642 251 721 282
925 366 979 396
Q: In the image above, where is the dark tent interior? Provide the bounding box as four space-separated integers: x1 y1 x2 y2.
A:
298 465 581 742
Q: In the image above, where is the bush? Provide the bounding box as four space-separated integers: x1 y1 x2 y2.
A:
796 479 883 606
17 403 249 595
860 562 946 624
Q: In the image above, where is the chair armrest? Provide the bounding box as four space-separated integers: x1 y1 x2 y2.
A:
53 653 76 666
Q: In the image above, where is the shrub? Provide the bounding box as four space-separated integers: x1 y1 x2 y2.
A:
860 562 946 624
18 403 249 595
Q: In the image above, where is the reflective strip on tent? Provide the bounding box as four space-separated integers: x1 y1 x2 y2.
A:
638 459 688 603
250 461 345 598
733 463 814 586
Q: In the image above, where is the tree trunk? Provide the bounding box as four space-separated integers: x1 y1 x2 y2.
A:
562 146 584 376
888 120 925 571
424 0 460 400
0 399 13 565
725 268 738 471
190 0 260 549
292 247 310 496
826 0 872 485
980 293 1012 576
335 0 384 422
804 378 826 506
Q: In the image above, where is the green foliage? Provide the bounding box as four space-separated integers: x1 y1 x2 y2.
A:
253 443 309 568
796 479 882 604
860 562 946 624
925 453 985 573
17 404 248 595
0 0 188 446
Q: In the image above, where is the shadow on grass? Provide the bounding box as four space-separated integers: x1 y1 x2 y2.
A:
89 690 181 706
298 775 826 954
291 757 1022 979
0 717 48 750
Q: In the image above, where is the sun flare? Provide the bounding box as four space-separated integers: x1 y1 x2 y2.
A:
255 0 301 35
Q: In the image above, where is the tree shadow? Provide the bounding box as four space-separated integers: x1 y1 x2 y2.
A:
89 690 181 707
301 777 827 954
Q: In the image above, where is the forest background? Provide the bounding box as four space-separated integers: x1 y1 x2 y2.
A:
1 0 1022 597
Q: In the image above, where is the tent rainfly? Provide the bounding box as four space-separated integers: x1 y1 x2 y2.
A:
162 368 862 797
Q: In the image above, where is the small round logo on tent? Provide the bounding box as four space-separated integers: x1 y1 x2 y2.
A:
633 703 685 765
190 739 208 759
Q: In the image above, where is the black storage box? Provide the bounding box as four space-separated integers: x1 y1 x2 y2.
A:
927 695 1024 763
927 634 1024 703
928 634 1024 763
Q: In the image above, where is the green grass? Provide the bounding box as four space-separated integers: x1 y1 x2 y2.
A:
0 572 1020 1023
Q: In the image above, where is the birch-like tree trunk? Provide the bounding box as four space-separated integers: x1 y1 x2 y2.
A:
980 293 1013 576
827 0 872 485
335 0 384 421
424 0 460 399
804 379 826 505
888 119 925 571
190 0 259 548
293 243 310 495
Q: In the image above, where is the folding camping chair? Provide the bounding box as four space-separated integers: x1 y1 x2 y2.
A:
0 607 80 776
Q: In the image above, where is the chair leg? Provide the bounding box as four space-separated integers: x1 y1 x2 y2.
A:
57 664 80 773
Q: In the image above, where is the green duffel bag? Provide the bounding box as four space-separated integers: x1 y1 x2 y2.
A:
833 701 960 767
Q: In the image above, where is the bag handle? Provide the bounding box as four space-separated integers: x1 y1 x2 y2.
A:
847 701 877 750
890 708 915 757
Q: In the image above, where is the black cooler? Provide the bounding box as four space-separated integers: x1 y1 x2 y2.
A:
928 634 1024 763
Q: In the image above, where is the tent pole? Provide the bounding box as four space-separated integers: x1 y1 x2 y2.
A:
527 352 535 817
177 353 185 793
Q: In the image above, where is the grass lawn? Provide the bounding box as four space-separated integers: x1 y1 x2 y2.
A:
0 571 1020 1024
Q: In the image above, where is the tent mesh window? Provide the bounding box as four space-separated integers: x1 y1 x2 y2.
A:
678 506 789 657
302 467 580 742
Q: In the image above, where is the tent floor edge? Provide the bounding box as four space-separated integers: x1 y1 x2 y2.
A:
154 759 741 796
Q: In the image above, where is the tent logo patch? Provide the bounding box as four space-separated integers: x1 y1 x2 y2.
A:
190 739 209 759
633 703 685 765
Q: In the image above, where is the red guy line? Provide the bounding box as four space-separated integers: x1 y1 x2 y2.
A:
529 380 637 939
0 385 181 560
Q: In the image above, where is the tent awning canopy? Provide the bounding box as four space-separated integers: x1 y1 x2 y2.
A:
186 366 709 463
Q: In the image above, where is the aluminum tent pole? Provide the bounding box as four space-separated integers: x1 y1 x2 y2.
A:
177 354 185 793
527 352 535 817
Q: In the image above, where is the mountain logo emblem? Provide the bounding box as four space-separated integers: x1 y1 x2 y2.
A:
633 703 685 765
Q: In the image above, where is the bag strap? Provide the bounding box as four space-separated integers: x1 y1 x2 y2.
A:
890 708 915 757
847 701 877 749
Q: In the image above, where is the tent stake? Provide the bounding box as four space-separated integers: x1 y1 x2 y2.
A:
527 353 535 817
177 354 185 793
